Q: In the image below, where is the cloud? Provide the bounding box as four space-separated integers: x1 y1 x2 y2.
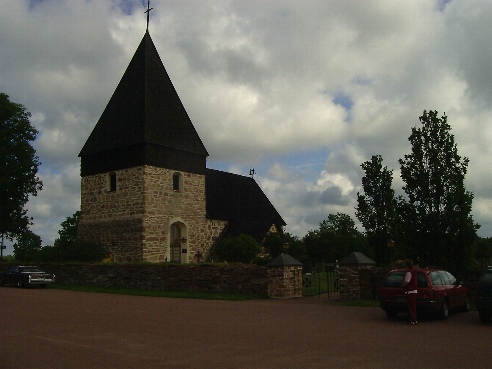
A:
2 0 492 255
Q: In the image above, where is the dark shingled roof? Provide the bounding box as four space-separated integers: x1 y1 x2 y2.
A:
79 31 208 160
267 254 303 267
339 252 376 265
206 168 286 242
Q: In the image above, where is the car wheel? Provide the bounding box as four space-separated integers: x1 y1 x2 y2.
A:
462 295 470 313
16 280 24 288
439 299 449 320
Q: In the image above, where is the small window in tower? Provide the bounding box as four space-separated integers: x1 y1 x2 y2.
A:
108 172 117 192
172 172 182 191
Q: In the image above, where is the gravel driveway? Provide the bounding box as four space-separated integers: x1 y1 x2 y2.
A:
1 287 490 368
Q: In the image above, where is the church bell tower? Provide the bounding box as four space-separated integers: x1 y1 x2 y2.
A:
78 31 209 262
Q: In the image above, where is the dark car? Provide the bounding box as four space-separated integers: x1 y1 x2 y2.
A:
379 267 469 320
0 266 55 288
476 267 492 323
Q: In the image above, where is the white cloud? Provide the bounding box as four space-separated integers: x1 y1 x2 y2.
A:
2 0 492 253
316 171 353 197
26 164 81 246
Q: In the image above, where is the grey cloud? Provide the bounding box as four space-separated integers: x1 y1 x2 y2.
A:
3 0 492 247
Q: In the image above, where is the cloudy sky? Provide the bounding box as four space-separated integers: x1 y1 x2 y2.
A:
2 0 492 254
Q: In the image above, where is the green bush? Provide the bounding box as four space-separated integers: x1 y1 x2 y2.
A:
38 239 107 262
211 234 262 263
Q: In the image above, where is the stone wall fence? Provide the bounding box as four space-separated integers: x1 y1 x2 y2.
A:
1 260 305 299
3 263 269 296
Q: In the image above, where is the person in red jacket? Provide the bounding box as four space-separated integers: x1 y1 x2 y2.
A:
401 259 418 325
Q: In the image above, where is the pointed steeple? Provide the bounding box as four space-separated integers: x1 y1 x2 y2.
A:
79 31 208 176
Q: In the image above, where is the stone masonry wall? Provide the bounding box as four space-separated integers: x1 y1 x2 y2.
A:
267 265 303 298
79 166 227 263
338 265 376 301
26 264 269 296
142 166 226 263
79 167 145 262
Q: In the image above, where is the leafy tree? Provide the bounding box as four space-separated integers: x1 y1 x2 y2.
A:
0 93 42 254
474 237 492 266
303 228 338 264
398 110 479 273
211 234 262 263
54 211 80 248
13 229 42 261
38 244 59 262
39 211 107 262
59 239 109 262
263 230 305 260
356 155 398 264
320 213 362 238
304 213 369 265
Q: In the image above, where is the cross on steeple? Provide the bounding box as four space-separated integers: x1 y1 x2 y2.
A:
144 0 153 31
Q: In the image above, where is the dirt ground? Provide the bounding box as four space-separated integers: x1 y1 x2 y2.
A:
1 287 490 369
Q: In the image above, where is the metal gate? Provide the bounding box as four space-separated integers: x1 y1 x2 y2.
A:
302 263 339 297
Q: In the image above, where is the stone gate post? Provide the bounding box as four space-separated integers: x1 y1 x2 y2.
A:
338 252 376 301
266 254 303 298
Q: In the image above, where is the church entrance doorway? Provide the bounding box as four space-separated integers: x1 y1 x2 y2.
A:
170 222 187 263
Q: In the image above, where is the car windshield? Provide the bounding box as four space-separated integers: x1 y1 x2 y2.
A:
429 271 443 285
445 271 456 285
438 271 451 285
429 270 456 286
383 271 405 287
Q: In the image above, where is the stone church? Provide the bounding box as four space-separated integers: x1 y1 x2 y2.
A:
78 31 285 263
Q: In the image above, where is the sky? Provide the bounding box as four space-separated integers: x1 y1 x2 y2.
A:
2 0 492 255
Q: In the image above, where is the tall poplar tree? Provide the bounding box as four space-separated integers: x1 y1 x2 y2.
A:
0 93 43 256
398 110 478 272
356 155 397 264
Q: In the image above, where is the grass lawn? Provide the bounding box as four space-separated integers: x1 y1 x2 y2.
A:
302 272 339 297
49 280 384 307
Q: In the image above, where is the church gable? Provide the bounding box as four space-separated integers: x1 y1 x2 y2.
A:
205 169 286 242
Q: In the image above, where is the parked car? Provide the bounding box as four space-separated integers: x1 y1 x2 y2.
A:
0 266 55 288
476 267 492 323
379 267 469 320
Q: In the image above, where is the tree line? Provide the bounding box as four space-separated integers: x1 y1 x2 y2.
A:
2 93 491 273
356 110 481 274
214 110 490 275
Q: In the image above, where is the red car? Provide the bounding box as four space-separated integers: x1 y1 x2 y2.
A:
379 267 469 320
